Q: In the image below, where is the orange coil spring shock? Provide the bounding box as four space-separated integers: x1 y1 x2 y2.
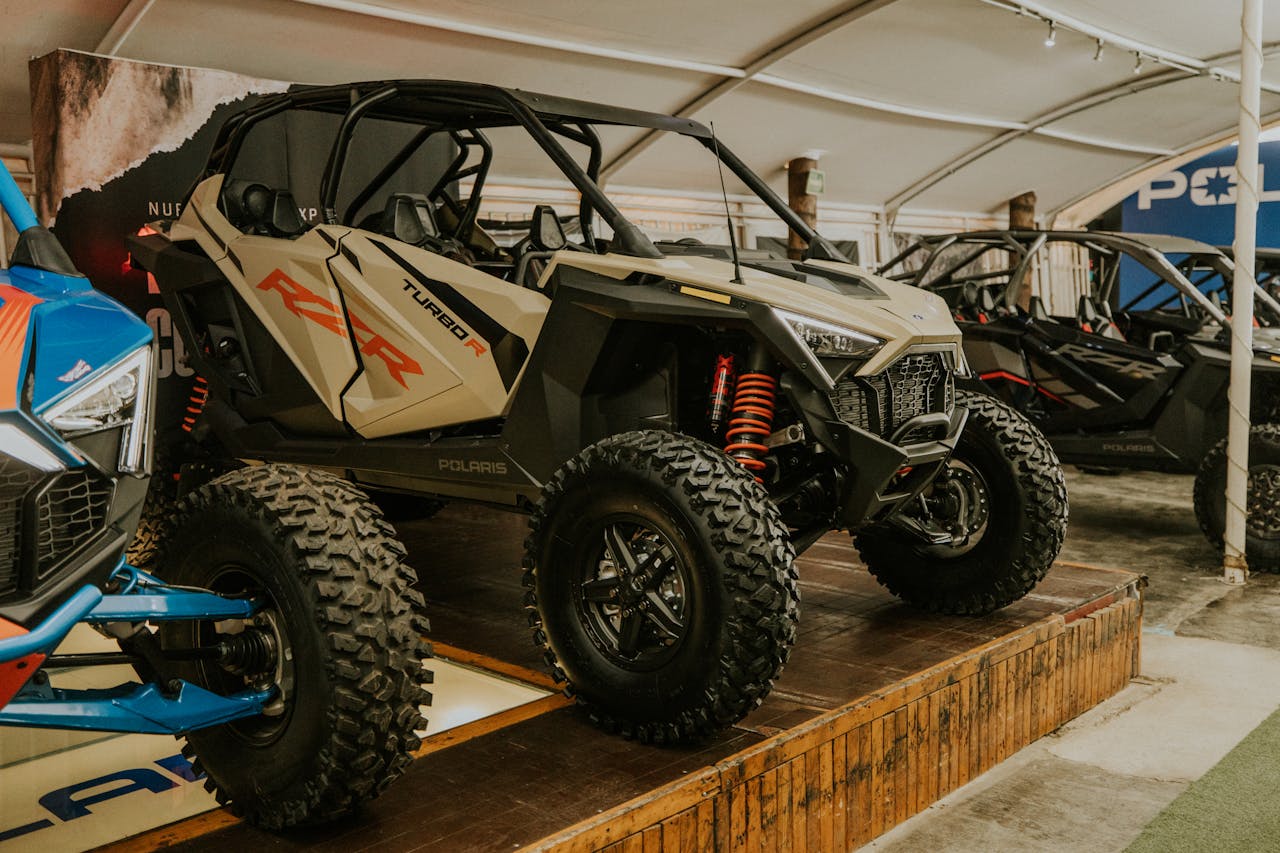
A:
725 371 778 481
707 354 736 435
182 376 209 434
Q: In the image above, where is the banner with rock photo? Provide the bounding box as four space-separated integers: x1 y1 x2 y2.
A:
29 49 292 447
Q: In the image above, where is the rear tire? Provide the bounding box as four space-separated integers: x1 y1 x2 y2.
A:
156 464 431 828
1193 425 1280 572
855 390 1068 614
523 430 799 744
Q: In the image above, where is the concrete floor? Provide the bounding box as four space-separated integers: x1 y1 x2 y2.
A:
863 468 1280 853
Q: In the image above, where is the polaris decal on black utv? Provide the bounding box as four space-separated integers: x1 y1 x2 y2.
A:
130 80 1069 743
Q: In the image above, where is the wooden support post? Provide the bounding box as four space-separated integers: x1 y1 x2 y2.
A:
787 156 819 261
1008 191 1037 309
1008 191 1036 230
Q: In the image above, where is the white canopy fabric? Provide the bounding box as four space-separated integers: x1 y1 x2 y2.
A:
5 0 1280 221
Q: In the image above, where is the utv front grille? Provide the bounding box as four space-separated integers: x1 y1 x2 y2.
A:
830 352 953 441
0 455 41 596
34 469 113 580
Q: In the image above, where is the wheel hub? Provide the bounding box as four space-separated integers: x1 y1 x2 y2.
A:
577 519 689 669
910 459 991 556
1247 464 1280 538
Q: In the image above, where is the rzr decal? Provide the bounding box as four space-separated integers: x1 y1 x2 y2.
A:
400 278 488 357
255 269 423 388
1052 343 1166 381
370 241 530 390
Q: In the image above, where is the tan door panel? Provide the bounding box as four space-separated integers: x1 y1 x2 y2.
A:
331 231 549 437
169 175 242 263
326 247 463 434
214 235 360 422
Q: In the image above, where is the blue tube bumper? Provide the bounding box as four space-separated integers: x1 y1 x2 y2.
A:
0 567 273 735
0 682 273 734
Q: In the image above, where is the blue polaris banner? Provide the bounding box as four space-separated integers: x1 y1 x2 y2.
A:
1119 140 1280 305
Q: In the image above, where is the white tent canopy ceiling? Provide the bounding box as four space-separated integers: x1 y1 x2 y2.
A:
4 0 1280 230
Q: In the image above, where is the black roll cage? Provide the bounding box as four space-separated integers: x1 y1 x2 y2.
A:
195 79 846 263
879 230 1232 325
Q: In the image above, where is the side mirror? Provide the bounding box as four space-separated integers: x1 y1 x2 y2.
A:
530 204 567 252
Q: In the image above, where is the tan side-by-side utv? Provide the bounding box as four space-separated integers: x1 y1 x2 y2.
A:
128 80 1068 749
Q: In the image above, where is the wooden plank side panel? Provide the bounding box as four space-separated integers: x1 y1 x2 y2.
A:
758 767 777 853
776 757 793 853
893 706 910 830
535 582 1144 853
870 716 885 839
833 733 848 850
848 723 873 851
791 753 808 853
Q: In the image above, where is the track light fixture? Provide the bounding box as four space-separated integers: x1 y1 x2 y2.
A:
1133 52 1143 74
1044 20 1057 48
1093 39 1104 61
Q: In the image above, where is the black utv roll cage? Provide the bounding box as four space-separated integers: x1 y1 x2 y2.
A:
877 230 1280 325
195 79 847 263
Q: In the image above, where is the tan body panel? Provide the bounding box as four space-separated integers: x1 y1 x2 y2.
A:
330 231 548 437
174 180 360 418
548 253 961 376
175 176 549 437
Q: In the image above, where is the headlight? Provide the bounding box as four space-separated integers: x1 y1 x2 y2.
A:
777 309 884 359
41 345 153 475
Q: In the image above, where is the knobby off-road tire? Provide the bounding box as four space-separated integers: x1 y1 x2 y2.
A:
127 445 240 571
125 460 177 571
1193 424 1280 572
523 430 799 744
855 390 1068 615
155 464 431 828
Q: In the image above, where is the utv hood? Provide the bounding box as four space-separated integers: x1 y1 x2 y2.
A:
0 264 151 414
549 252 961 374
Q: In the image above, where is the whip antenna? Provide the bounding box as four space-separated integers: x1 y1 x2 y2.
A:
709 122 743 285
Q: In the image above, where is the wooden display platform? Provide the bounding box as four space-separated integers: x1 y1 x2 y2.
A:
101 508 1143 853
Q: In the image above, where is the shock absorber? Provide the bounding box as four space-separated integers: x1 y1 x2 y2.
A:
181 375 209 434
724 349 778 482
707 354 736 435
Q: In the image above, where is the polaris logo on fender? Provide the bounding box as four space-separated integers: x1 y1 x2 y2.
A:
439 458 508 475
403 280 488 358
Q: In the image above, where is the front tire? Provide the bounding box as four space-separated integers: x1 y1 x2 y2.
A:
156 464 431 828
855 390 1068 615
523 430 799 744
1193 424 1280 572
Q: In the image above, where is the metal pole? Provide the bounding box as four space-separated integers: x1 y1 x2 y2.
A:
1224 0 1264 585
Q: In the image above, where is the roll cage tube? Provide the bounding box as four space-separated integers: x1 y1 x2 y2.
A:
1002 232 1046 308
319 85 398 225
701 137 850 263
427 129 494 243
1134 247 1229 325
340 123 436 226
501 94 661 259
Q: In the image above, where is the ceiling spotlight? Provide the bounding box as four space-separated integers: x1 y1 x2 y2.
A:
1093 39 1104 61
1044 21 1057 48
1133 52 1144 74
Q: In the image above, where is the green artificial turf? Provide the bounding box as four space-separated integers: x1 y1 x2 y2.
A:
1126 705 1280 852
